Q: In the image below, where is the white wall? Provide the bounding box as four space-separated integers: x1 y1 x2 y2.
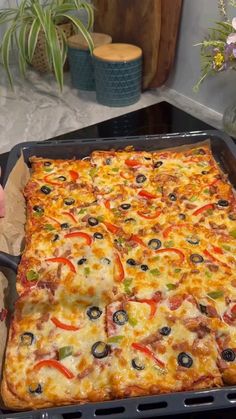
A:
166 0 236 114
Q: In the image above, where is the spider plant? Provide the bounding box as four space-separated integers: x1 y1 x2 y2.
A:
0 0 94 90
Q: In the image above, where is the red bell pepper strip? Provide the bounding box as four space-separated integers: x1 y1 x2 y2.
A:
104 221 120 234
137 210 161 219
125 159 141 167
231 304 236 316
209 178 220 187
43 174 61 186
64 231 92 246
162 223 187 239
155 248 185 262
138 190 157 200
129 234 147 248
114 252 125 282
104 199 111 209
193 204 214 216
136 299 157 318
203 249 230 269
212 245 223 255
34 359 75 379
120 171 132 180
46 257 76 273
51 316 80 331
131 343 165 368
69 170 79 181
62 211 77 224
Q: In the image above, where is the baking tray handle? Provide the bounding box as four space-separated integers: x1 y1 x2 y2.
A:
0 251 20 272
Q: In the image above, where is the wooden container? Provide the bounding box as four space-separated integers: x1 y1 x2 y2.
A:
93 43 142 107
67 33 112 91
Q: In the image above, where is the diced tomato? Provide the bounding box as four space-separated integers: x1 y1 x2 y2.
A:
138 190 157 200
131 343 165 368
34 359 74 379
69 170 79 181
231 304 236 316
137 210 161 219
168 295 184 311
193 204 214 216
212 245 223 255
45 257 76 273
114 253 124 282
64 231 92 246
125 159 141 167
62 211 77 223
104 199 111 209
51 316 80 331
155 248 185 262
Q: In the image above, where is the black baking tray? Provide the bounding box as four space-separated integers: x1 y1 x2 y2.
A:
1 130 236 419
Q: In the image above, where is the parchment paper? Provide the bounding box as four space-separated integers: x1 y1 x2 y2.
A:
0 154 30 386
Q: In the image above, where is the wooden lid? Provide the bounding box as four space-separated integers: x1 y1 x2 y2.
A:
93 43 142 62
67 33 112 50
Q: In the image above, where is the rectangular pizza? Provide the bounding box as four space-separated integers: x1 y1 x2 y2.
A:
2 143 236 409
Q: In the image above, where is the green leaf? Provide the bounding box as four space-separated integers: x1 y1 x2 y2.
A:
163 240 174 248
44 167 53 172
230 230 236 239
60 13 94 52
78 208 87 214
59 345 73 360
150 268 161 276
45 10 64 90
207 291 224 299
166 283 177 290
190 196 198 202
205 270 212 278
1 22 16 87
222 244 231 251
26 270 39 282
84 267 90 275
124 277 133 294
107 335 124 343
82 1 94 30
174 268 181 273
129 317 138 327
203 188 210 194
112 168 119 172
89 167 98 177
44 224 54 231
28 18 41 61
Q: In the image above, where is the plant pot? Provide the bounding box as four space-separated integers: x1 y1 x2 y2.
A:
31 22 74 73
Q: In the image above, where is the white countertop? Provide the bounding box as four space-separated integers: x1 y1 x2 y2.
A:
0 65 223 154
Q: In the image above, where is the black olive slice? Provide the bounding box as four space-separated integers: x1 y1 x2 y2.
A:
91 341 110 359
61 222 70 229
77 258 87 265
131 358 145 370
229 213 236 220
201 171 209 175
159 326 171 336
29 383 43 394
44 161 51 167
186 236 199 245
221 348 236 362
199 304 208 315
190 254 204 264
154 161 163 168
126 258 137 266
179 213 186 220
196 148 206 155
101 257 111 265
136 174 147 184
125 218 136 223
144 157 151 161
93 232 104 240
64 198 75 206
217 199 229 207
105 158 112 165
87 306 102 320
141 264 149 271
148 239 162 250
57 176 66 181
20 332 34 346
120 203 131 210
177 352 193 368
40 185 51 195
52 234 59 242
168 193 177 201
88 217 99 226
33 205 44 214
113 310 128 325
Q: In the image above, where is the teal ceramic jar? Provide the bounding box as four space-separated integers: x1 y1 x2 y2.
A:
93 43 142 107
67 33 112 91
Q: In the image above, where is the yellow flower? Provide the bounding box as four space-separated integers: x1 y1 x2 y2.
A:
213 52 224 68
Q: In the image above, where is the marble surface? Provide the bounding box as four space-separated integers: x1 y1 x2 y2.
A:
0 65 223 154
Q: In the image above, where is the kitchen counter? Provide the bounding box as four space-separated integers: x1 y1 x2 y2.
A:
0 65 223 154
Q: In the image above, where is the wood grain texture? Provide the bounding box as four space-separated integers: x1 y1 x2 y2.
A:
93 0 161 89
150 0 182 87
